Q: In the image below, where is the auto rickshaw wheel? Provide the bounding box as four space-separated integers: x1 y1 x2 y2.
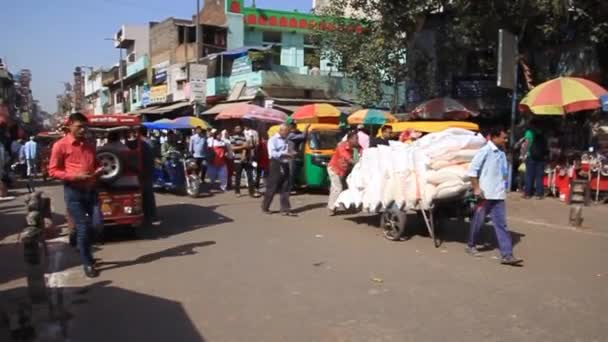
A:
186 175 201 198
96 149 123 183
380 209 407 241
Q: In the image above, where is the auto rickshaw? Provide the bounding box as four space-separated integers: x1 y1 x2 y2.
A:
36 131 64 182
268 123 342 189
87 115 145 229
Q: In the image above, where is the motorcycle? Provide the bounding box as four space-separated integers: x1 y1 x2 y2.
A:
153 151 201 197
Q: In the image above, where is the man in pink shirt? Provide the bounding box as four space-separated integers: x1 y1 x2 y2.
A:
49 113 103 278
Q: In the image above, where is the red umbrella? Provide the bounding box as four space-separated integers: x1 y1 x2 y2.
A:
216 103 287 123
410 97 478 120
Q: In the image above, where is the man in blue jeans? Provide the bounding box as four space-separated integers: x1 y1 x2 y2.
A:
466 127 523 266
49 113 104 278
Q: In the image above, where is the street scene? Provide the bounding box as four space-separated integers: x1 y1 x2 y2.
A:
2 0 608 341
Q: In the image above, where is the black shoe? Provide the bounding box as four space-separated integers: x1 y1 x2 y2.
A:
262 209 272 215
281 211 298 217
500 256 523 266
84 265 99 278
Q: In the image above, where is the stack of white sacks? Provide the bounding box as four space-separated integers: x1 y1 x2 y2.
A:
336 128 487 212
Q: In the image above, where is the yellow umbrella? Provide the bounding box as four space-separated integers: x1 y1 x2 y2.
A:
519 77 608 115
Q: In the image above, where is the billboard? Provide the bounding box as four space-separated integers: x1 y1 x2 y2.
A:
189 64 207 104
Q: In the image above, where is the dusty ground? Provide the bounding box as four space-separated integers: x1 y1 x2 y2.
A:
1 182 607 341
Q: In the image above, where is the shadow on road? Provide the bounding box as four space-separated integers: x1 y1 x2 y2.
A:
291 202 327 214
101 204 232 242
0 281 207 342
98 241 216 272
142 204 232 240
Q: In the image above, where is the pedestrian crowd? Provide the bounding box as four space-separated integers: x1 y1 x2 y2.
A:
4 112 545 279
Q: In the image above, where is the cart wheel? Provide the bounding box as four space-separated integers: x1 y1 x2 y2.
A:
433 213 443 248
380 210 407 241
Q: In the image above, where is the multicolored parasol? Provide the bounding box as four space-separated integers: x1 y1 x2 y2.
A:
143 117 211 130
519 77 608 115
347 109 398 125
172 116 211 129
291 103 341 124
215 104 287 123
410 97 478 120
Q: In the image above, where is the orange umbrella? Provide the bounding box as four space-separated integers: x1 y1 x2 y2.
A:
291 103 341 124
519 77 608 115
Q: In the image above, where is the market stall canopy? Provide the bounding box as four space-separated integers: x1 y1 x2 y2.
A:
410 97 479 120
215 103 287 123
348 109 398 125
172 116 211 129
145 101 192 115
143 117 210 130
291 103 341 124
519 77 608 115
202 101 251 115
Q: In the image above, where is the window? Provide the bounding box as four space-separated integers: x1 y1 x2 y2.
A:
270 46 282 65
178 25 196 44
177 80 185 91
310 131 342 150
304 47 320 68
262 31 282 44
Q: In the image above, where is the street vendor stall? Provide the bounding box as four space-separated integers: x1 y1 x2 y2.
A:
519 76 608 203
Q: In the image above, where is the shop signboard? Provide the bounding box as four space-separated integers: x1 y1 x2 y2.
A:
231 56 253 76
153 61 170 85
189 64 207 104
141 85 151 107
150 85 168 104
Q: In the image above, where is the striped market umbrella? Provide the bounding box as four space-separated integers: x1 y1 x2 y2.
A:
172 116 211 129
348 109 398 125
519 77 608 115
410 97 478 120
291 103 341 124
216 104 287 123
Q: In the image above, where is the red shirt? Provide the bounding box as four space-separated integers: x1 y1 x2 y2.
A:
49 134 98 186
328 142 354 177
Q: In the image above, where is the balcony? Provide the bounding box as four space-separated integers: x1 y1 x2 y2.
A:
126 55 149 79
206 70 339 98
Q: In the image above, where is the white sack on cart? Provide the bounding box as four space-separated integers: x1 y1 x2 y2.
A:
336 189 363 209
435 180 470 200
427 165 468 184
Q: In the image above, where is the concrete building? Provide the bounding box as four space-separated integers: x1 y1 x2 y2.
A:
85 68 113 115
199 0 406 116
72 67 86 112
147 17 196 110
111 24 152 113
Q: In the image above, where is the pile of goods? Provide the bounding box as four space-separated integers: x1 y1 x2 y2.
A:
336 128 487 212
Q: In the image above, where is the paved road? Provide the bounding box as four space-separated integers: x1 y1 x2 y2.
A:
3 183 608 341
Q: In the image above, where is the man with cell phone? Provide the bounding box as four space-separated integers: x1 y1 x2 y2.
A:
49 112 104 278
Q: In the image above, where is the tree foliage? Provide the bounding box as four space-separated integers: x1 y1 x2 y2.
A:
316 0 439 108
316 0 608 106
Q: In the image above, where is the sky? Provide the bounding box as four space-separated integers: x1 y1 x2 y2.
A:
0 0 311 113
